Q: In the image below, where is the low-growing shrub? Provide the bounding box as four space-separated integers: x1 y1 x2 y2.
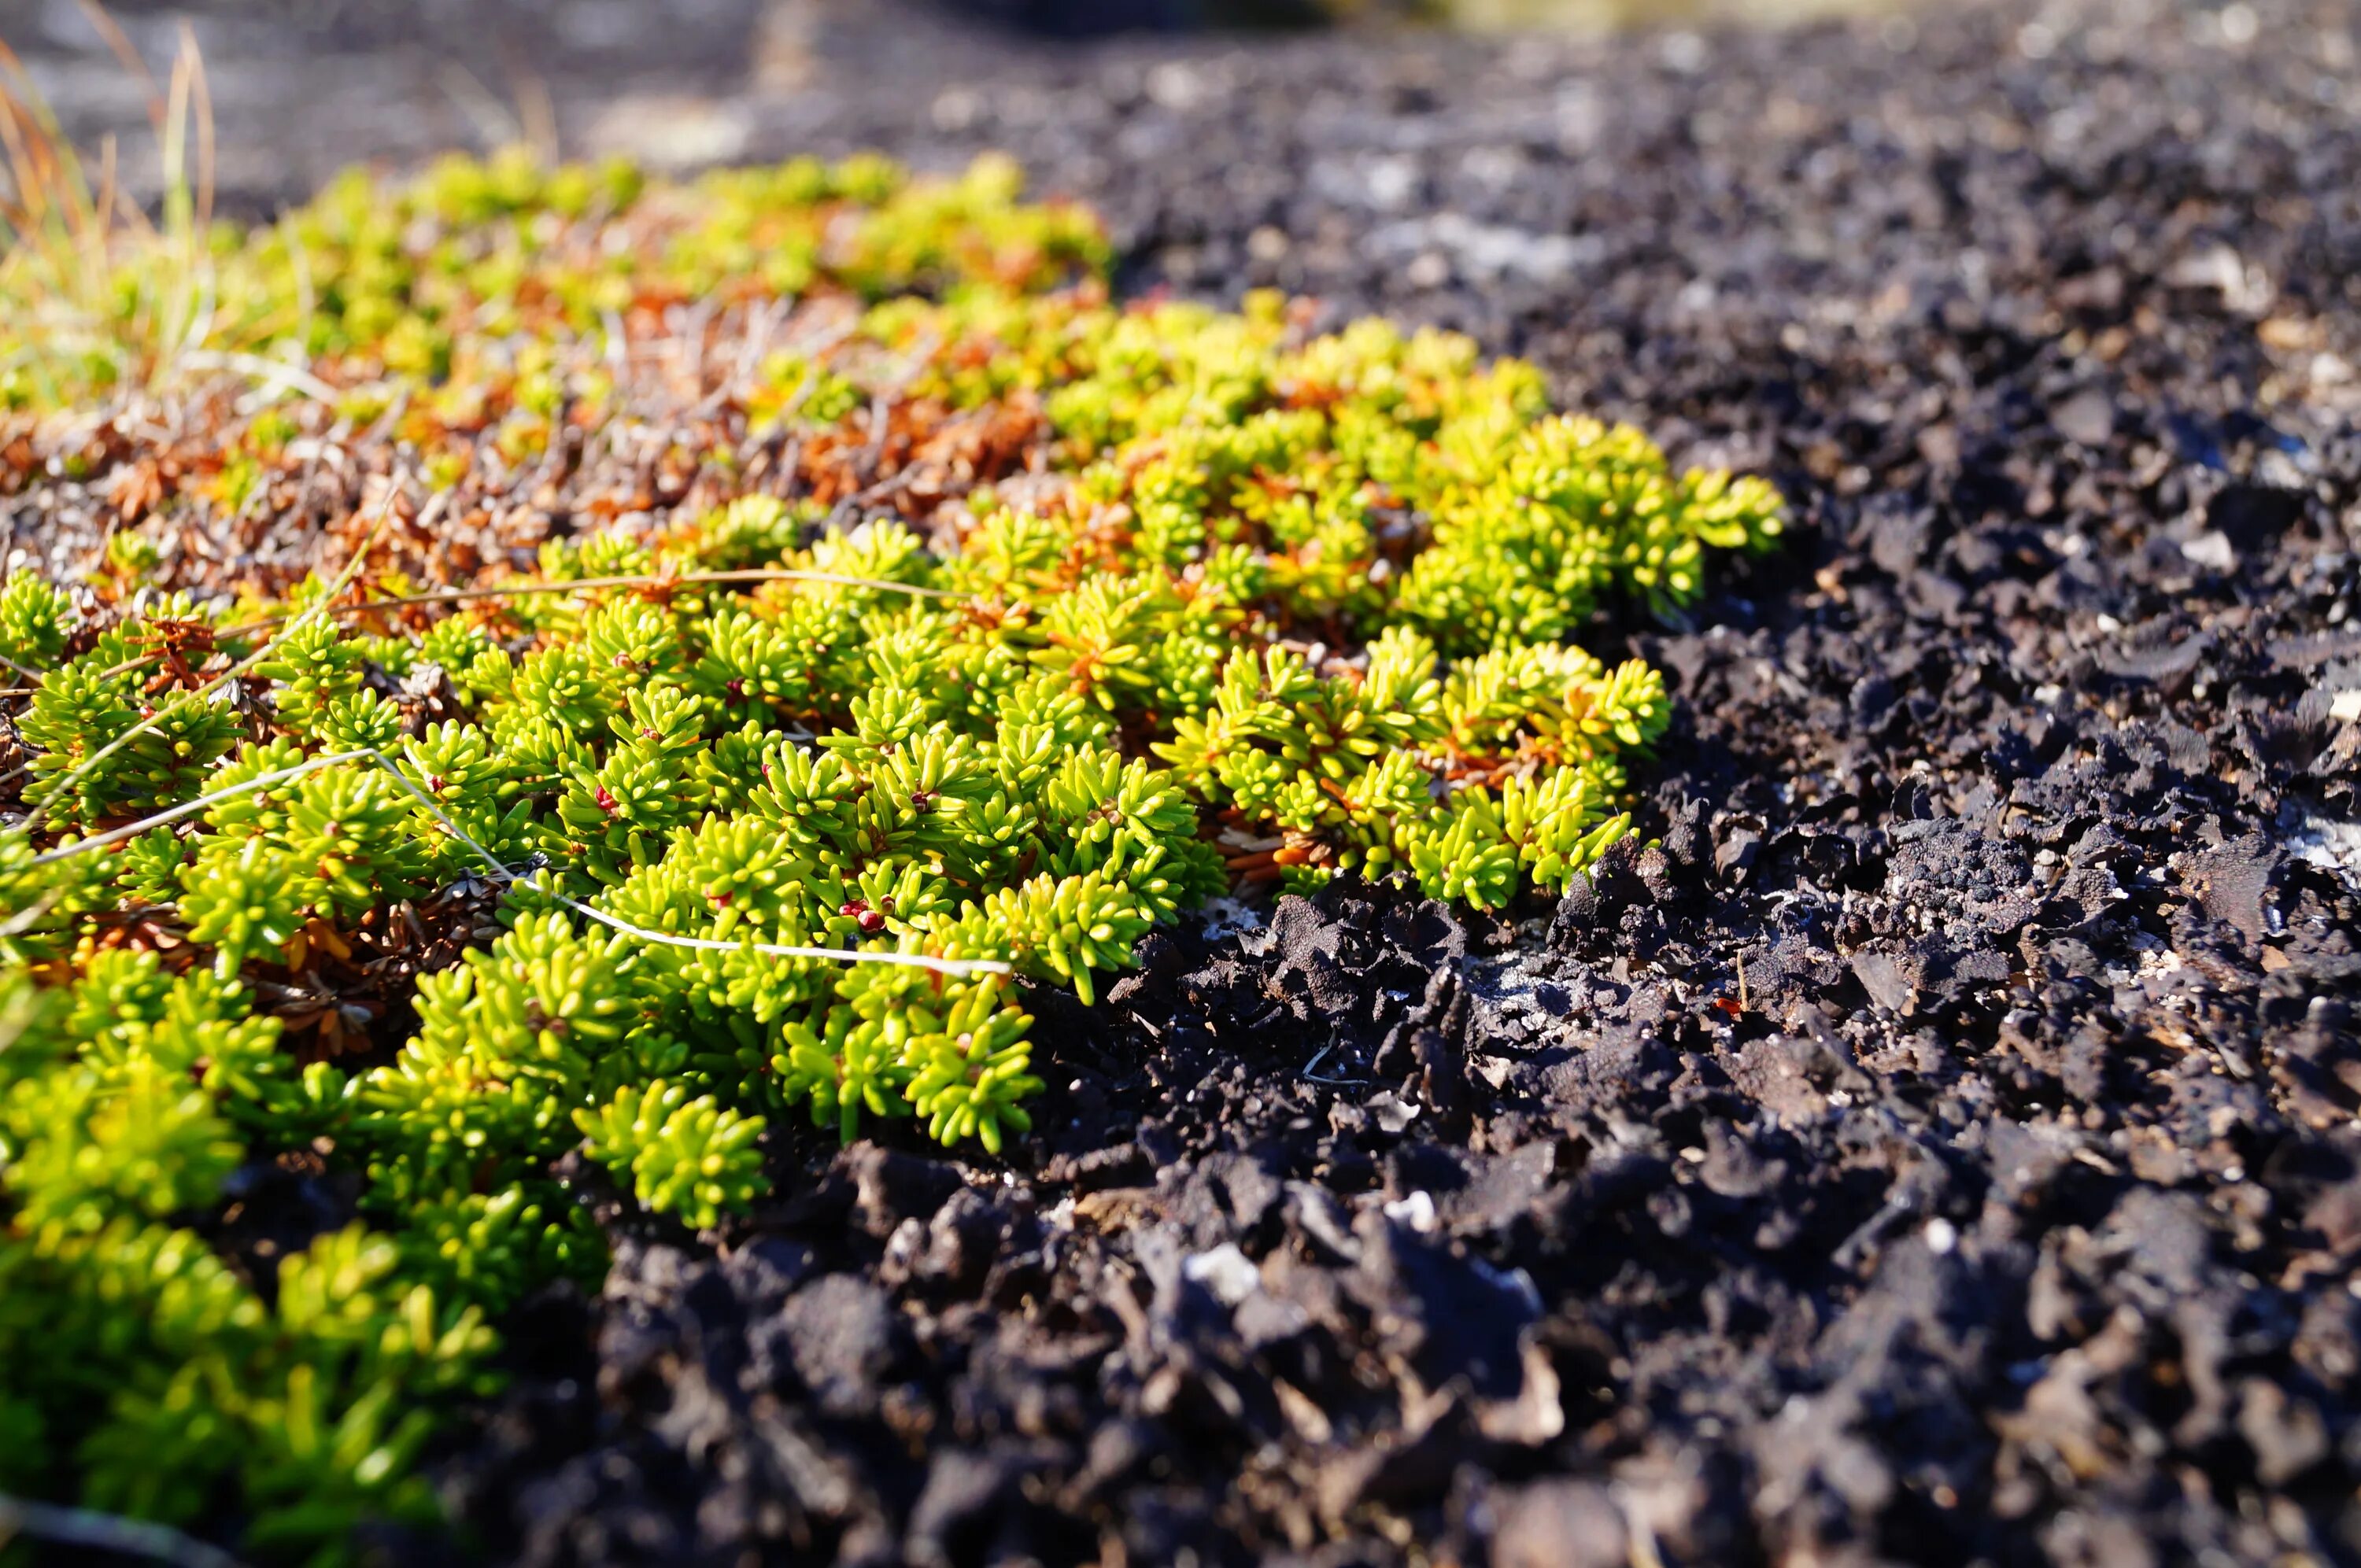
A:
0 148 1779 1559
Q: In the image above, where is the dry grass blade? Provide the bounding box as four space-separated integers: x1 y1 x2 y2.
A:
150 23 217 383
72 0 166 126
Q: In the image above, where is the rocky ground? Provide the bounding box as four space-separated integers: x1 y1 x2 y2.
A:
20 0 2361 1563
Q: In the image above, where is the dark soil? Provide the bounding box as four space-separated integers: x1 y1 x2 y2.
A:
24 1 2361 1564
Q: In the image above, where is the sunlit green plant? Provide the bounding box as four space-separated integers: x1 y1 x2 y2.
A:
0 142 1781 1564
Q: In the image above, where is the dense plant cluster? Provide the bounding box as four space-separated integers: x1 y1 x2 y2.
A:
0 149 1780 1559
0 142 1103 410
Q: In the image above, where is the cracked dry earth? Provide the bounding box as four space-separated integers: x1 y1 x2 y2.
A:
26 0 2361 1564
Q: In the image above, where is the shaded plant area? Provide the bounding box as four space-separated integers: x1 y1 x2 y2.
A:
0 138 1778 1562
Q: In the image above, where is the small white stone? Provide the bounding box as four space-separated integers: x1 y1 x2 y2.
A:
1363 155 1418 212
1182 1243 1261 1308
1383 1190 1439 1234
2182 531 2237 572
586 96 748 169
1146 62 1204 110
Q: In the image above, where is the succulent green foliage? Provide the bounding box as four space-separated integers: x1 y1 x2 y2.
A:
0 961 490 1560
0 574 73 671
0 149 1782 1562
17 650 242 825
576 1079 766 1230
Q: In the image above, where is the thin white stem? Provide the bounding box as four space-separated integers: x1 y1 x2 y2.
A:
24 742 1011 979
15 489 394 826
362 750 1009 977
527 879 1011 977
0 1492 249 1568
26 747 369 865
175 347 342 405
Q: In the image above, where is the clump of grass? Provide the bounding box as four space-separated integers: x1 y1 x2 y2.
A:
0 13 220 408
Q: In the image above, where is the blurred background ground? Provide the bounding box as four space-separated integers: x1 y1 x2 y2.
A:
14 0 1914 218
13 0 2347 386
